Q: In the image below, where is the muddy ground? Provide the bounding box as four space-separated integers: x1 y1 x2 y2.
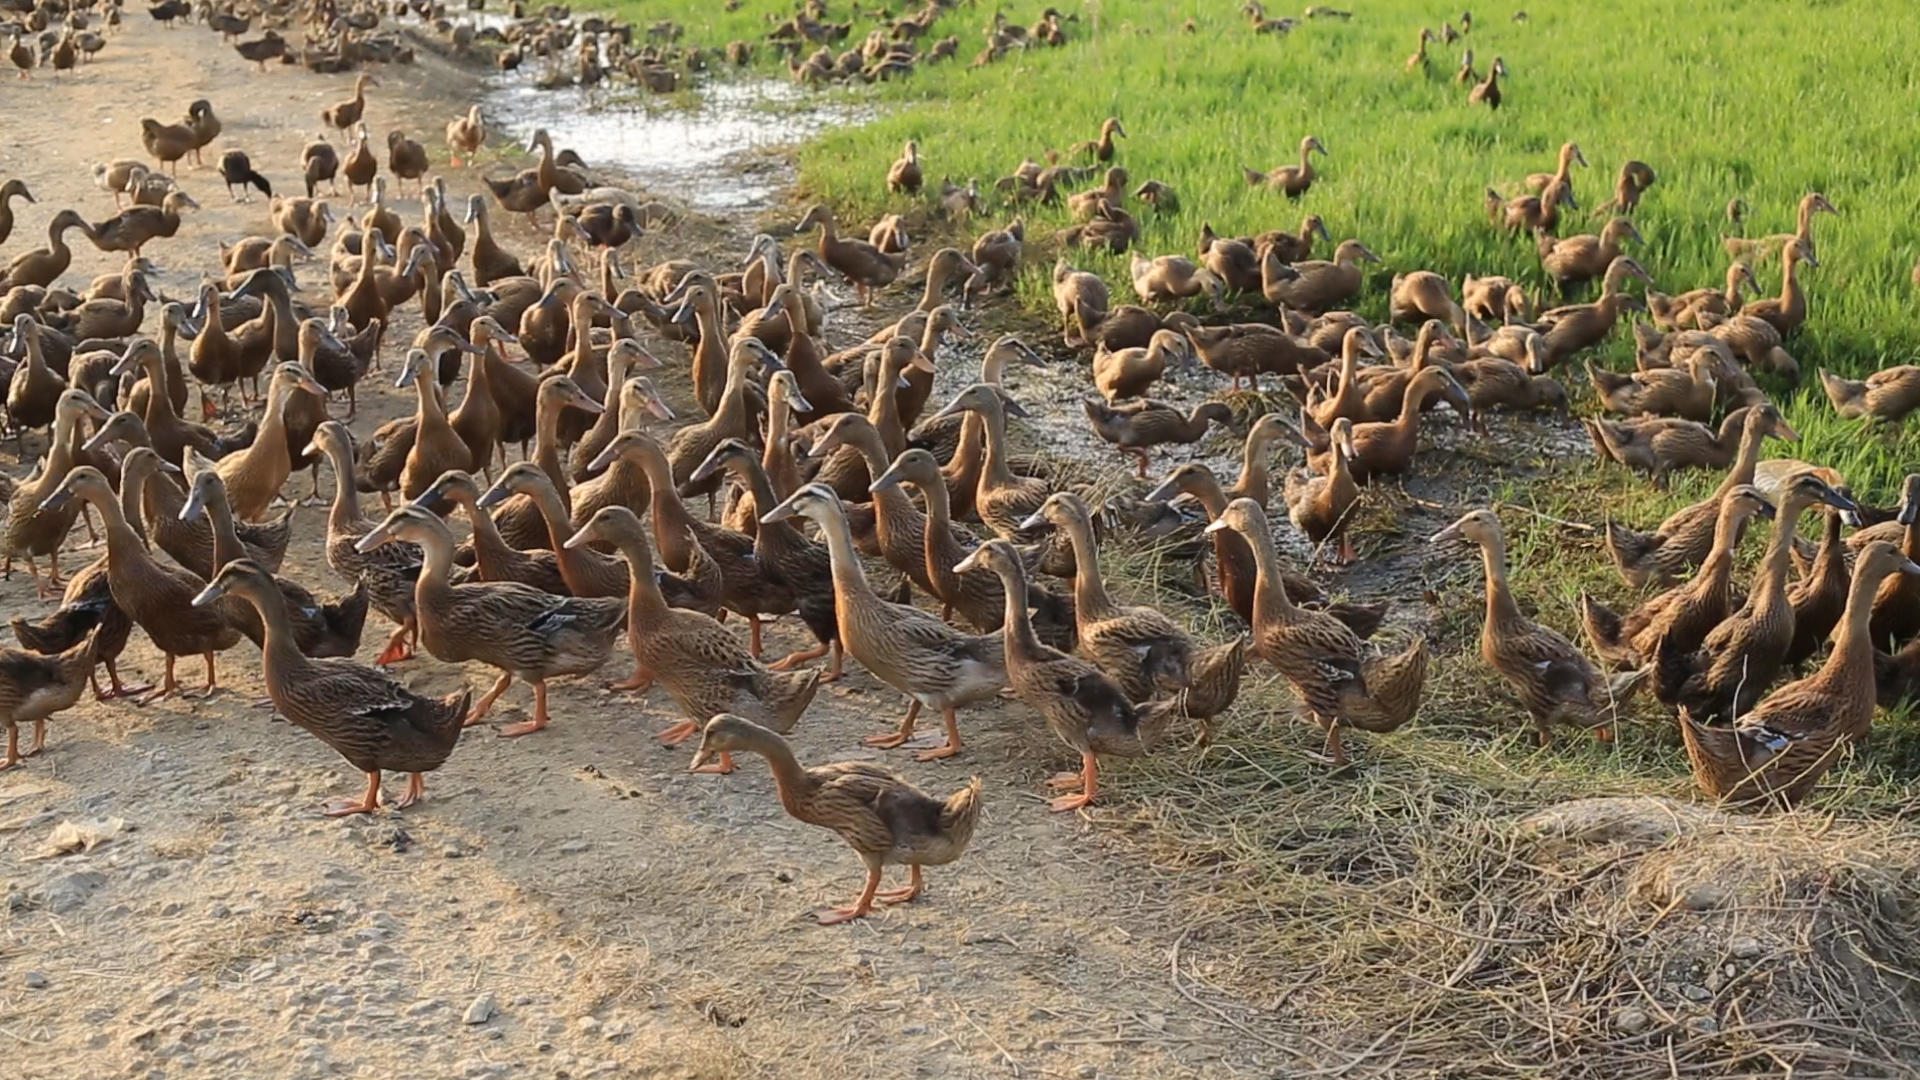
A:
0 18 1391 1080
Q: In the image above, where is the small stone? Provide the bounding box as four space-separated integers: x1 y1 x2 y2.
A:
900 1024 926 1036
1680 983 1712 1003
559 840 590 855
576 1016 601 1034
208 903 231 919
512 995 532 1007
37 870 107 913
441 846 463 859
1692 1016 1720 1034
1681 884 1726 911
1077 1066 1098 1079
24 971 49 989
1730 936 1762 960
1615 1008 1650 1034
463 994 496 1025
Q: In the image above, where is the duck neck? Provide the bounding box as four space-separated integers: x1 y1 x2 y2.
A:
1724 265 1744 307
46 406 82 479
996 557 1044 658
412 525 457 598
85 488 145 566
977 402 1016 486
1477 536 1523 629
1058 511 1115 618
812 504 875 604
1720 419 1768 491
1779 253 1801 306
414 371 449 431
868 361 906 449
1234 436 1272 503
1752 498 1806 610
457 348 494 415
1240 518 1297 625
204 487 249 570
635 440 694 542
735 725 817 819
610 531 672 630
1795 198 1816 242
455 491 512 557
533 394 568 493
522 478 574 550
322 442 365 531
1828 564 1890 694
243 580 308 683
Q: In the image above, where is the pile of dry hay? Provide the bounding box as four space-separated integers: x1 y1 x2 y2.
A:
1121 745 1920 1079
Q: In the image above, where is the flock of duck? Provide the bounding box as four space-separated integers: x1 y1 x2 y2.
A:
1 0 1918 925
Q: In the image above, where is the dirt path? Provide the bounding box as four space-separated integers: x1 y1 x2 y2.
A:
0 22 1285 1080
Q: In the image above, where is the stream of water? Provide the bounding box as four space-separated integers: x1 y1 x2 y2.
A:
479 74 870 214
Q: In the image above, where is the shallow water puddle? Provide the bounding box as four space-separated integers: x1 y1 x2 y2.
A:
480 75 870 213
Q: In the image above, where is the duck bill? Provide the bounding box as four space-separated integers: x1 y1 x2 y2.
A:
190 582 225 607
475 484 511 509
1773 419 1801 442
1016 510 1047 531
869 462 908 494
1428 522 1463 545
688 742 719 772
951 549 984 574
1143 476 1182 503
353 524 396 552
1202 517 1231 534
587 443 623 472
178 487 208 522
37 487 74 514
562 524 597 550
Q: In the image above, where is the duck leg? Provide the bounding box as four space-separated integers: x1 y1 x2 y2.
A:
654 719 698 745
322 771 384 817
747 614 765 656
1126 448 1150 479
26 718 46 756
914 705 964 762
464 671 513 727
390 772 427 809
1047 751 1098 812
0 724 18 770
200 651 220 697
496 679 550 737
874 865 924 905
769 641 828 671
374 619 415 665
815 863 881 925
137 655 182 705
864 699 921 749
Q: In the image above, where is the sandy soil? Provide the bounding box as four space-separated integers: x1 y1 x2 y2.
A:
0 20 1301 1080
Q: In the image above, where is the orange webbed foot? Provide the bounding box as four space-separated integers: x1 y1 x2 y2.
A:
863 731 911 749
913 742 961 762
1044 771 1084 790
496 717 549 738
813 905 871 926
655 720 699 745
1047 791 1095 813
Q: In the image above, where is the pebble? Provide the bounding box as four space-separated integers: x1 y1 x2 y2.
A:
576 1016 601 1034
1730 936 1762 960
559 840 590 854
1614 1007 1650 1034
1680 983 1712 1003
1077 1066 1098 1079
37 869 107 913
24 971 49 989
464 994 496 1025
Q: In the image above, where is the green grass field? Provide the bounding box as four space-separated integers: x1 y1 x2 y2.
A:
601 3 1920 1066
634 0 1920 485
